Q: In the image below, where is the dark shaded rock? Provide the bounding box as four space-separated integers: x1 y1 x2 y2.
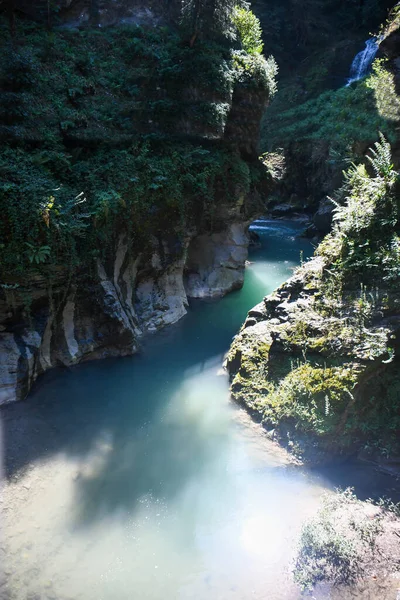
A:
271 203 293 216
249 230 261 248
313 197 334 234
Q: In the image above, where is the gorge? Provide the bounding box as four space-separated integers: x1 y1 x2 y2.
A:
1 0 400 598
2 220 399 600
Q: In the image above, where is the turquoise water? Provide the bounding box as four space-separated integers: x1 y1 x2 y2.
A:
1 220 395 600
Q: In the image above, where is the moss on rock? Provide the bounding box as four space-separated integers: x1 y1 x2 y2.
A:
227 137 400 463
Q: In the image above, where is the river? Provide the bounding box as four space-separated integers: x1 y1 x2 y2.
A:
0 220 398 600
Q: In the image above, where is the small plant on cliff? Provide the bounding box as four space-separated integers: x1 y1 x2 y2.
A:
232 51 278 92
321 134 399 281
232 6 263 55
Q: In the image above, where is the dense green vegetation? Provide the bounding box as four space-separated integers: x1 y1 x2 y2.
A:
0 9 276 280
263 64 398 153
320 134 399 284
180 0 237 43
255 0 399 207
229 137 400 458
259 53 400 208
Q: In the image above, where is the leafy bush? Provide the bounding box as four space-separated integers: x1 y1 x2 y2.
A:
320 134 400 281
232 51 278 92
232 6 263 55
261 362 360 438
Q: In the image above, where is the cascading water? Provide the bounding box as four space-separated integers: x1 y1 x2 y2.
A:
346 37 379 86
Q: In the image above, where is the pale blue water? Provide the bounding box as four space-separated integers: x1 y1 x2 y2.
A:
1 220 396 600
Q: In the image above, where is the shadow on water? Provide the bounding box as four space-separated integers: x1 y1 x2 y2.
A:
315 461 400 503
0 221 313 527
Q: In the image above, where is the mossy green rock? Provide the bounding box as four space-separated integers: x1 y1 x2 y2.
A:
226 253 400 464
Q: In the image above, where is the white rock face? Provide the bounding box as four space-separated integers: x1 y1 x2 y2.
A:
135 260 188 333
0 223 249 404
184 223 249 298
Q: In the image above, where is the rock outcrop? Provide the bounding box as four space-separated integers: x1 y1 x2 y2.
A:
0 4 274 404
313 196 335 234
226 252 400 464
184 222 249 298
0 219 249 405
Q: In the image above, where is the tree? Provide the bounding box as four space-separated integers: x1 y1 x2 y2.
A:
232 6 263 54
180 0 239 46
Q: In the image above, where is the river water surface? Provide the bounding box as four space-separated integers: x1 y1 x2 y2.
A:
0 220 398 600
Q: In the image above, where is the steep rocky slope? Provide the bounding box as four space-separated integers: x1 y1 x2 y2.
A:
0 5 275 403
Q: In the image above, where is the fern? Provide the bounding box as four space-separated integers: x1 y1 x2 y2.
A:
320 137 399 280
367 133 395 182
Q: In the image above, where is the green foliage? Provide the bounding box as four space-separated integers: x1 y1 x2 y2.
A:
359 361 400 457
180 0 238 41
0 18 275 279
263 74 397 154
0 22 238 146
379 1 400 38
232 51 278 92
232 6 263 55
320 135 399 281
366 59 400 123
0 141 254 276
261 361 361 438
260 55 399 207
24 243 51 264
1 46 37 91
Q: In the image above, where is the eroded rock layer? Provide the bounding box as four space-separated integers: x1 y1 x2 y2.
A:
0 219 250 404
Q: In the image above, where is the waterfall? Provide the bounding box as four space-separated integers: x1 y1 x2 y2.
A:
346 38 379 86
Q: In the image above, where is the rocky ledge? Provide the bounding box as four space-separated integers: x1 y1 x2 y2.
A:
226 251 400 466
0 220 249 406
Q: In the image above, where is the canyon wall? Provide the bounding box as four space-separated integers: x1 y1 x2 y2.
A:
0 2 273 403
